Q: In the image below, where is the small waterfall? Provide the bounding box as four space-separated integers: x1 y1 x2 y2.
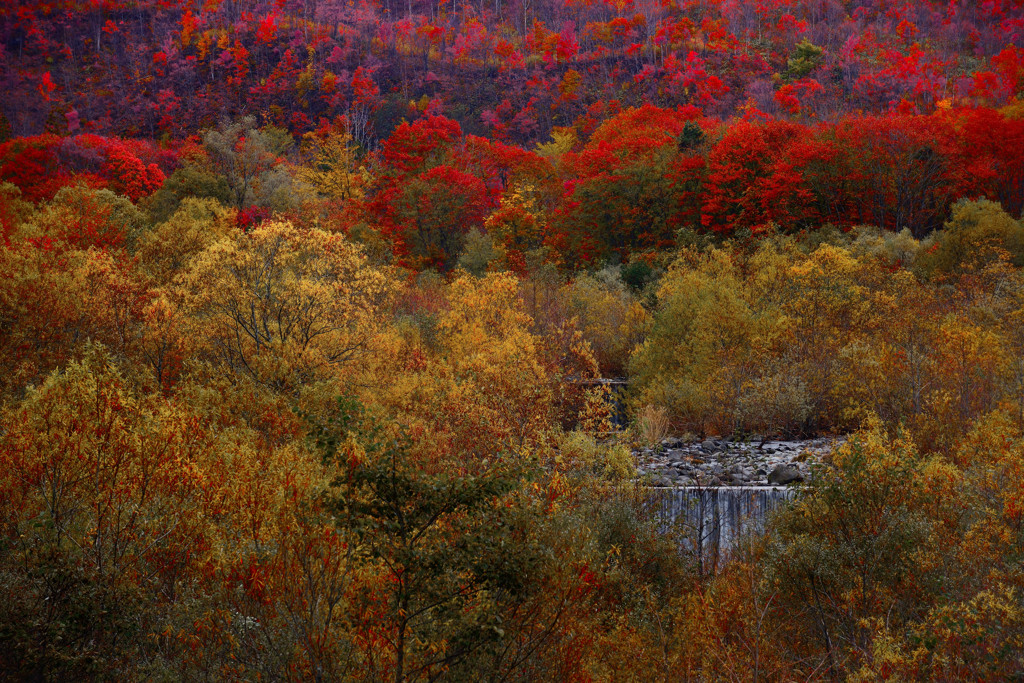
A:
649 486 796 568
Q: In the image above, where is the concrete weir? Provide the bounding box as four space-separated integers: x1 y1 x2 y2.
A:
648 486 796 561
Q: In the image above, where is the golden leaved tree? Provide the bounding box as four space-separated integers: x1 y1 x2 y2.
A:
297 127 369 202
437 272 557 457
0 241 149 399
175 221 395 392
135 197 236 286
562 268 649 377
0 346 327 679
629 247 776 436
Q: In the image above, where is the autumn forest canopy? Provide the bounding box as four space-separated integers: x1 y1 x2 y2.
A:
5 0 1024 680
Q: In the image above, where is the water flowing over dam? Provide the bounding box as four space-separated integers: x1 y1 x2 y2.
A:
649 486 797 567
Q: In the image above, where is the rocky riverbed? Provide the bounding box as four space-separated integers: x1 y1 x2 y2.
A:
634 436 843 488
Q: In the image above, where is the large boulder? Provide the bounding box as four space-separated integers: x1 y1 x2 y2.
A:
768 464 803 485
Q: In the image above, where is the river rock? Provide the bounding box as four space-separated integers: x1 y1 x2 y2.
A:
633 436 840 488
768 464 803 485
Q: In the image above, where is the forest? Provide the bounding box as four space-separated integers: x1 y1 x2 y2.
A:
3 0 1024 680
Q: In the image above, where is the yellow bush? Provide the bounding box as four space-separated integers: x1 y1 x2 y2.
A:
557 430 635 480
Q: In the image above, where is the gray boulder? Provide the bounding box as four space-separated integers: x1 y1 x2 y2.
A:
768 464 803 486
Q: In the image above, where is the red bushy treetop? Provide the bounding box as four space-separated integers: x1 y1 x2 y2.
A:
701 120 815 234
552 105 712 264
346 103 1024 269
367 116 497 270
379 116 464 177
0 134 168 203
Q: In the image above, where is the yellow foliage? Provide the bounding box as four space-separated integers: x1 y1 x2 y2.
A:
534 126 578 160
634 403 671 447
175 221 396 391
484 181 547 254
0 241 148 397
852 587 1024 682
297 128 369 202
918 199 1024 275
563 269 650 376
630 247 777 434
1000 96 1024 120
631 236 1024 439
558 68 582 98
437 272 552 455
136 197 236 285
556 430 634 480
